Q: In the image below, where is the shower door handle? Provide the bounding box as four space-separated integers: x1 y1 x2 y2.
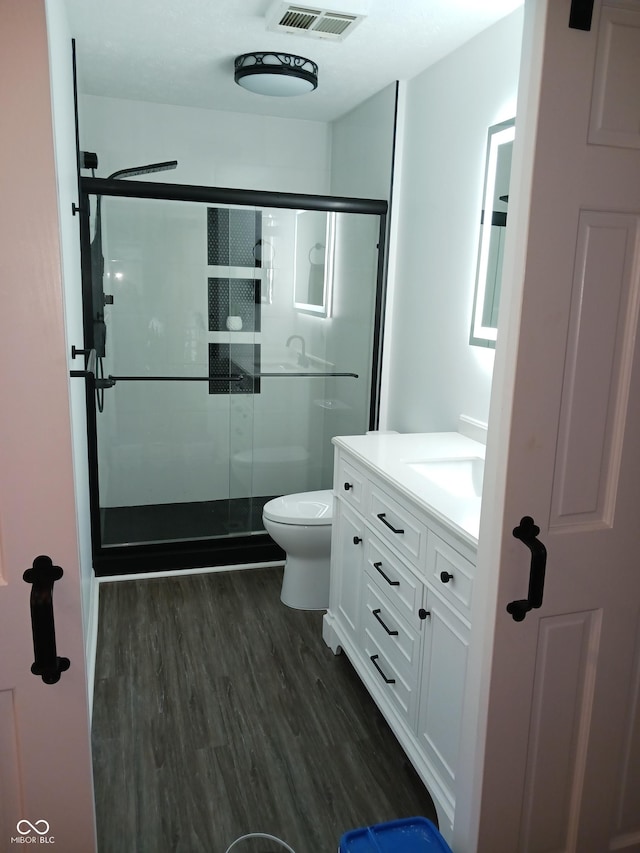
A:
23 555 70 684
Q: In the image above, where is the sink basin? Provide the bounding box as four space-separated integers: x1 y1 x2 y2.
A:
407 456 484 498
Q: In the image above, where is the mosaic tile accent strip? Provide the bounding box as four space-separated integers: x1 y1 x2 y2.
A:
207 208 262 268
208 278 261 332
208 343 261 395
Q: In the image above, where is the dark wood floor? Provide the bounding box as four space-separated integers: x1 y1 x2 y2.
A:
92 567 437 853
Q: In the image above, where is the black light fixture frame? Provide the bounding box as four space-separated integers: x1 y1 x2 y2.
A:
234 52 318 93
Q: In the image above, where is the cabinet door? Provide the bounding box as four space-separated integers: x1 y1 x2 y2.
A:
329 499 365 644
416 590 470 806
427 532 474 623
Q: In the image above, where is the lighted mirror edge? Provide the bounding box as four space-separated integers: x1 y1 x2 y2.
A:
469 118 515 349
293 210 336 318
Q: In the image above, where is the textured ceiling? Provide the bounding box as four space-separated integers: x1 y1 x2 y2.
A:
65 0 523 122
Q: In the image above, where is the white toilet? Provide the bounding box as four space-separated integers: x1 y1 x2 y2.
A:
262 489 333 610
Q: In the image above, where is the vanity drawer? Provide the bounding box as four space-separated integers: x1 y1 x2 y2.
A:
362 628 418 728
427 532 474 621
362 581 422 676
364 535 424 627
335 453 368 513
369 485 427 565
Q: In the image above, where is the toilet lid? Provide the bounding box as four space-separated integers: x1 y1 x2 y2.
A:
263 490 333 526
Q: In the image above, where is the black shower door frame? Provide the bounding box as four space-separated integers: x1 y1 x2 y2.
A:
76 177 388 576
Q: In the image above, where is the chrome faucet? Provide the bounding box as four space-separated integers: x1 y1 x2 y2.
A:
286 334 309 367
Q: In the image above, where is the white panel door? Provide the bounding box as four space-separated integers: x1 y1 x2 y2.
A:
0 1 96 850
462 1 640 851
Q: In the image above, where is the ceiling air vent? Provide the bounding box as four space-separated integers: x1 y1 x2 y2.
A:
266 3 366 41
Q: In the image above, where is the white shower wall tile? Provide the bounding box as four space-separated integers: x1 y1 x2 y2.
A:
79 95 331 194
99 394 232 507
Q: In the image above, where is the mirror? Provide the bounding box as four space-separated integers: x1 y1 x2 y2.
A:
293 210 336 317
470 118 515 348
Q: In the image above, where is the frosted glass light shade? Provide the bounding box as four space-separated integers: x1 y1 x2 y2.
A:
234 52 318 97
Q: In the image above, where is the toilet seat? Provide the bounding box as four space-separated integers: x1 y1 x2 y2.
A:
263 490 333 526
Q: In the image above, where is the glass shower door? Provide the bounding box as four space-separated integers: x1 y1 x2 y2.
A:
84 188 384 554
92 194 263 547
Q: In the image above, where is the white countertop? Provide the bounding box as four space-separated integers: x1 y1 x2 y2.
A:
332 432 485 546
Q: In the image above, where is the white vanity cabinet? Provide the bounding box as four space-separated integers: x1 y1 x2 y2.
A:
323 433 482 840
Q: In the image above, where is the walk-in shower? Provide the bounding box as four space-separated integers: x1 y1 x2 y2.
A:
75 170 387 574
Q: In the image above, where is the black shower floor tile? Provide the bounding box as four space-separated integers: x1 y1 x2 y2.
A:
101 495 277 547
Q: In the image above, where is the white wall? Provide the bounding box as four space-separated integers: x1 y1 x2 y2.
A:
383 10 524 433
330 82 398 200
45 0 95 662
79 95 331 193
320 81 399 473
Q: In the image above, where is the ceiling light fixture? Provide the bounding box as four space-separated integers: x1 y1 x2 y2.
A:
234 52 318 97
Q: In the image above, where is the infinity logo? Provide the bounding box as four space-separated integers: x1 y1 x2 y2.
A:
16 820 50 836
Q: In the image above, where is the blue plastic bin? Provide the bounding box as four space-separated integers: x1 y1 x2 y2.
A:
339 817 452 853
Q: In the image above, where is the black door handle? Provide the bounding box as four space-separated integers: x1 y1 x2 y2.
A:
23 555 70 684
506 516 547 622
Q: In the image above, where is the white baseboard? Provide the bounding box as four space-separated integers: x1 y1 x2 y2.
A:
85 574 100 724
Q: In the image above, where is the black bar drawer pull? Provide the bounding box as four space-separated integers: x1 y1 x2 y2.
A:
370 654 396 684
23 555 70 684
377 513 404 534
344 482 353 491
373 561 400 587
372 608 398 636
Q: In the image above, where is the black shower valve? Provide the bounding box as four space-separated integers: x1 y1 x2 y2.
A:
81 150 98 170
